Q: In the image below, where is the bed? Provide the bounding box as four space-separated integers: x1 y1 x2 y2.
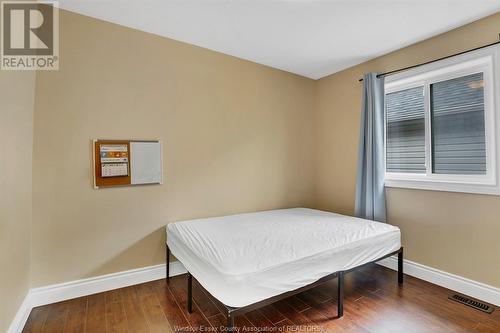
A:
166 208 403 328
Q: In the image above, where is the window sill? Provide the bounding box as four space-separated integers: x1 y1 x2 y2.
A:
384 178 500 196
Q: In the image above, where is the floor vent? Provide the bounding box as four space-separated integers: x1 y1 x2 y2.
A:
448 294 494 314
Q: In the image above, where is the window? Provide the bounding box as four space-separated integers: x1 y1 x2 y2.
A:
386 86 426 174
384 45 500 195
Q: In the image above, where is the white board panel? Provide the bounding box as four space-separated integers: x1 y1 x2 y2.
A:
130 141 162 185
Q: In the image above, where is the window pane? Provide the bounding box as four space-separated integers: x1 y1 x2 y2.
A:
386 86 426 173
431 73 486 175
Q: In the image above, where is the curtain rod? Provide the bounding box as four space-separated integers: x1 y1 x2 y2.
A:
358 36 500 82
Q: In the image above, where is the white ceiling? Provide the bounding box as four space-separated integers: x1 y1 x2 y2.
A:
58 0 500 79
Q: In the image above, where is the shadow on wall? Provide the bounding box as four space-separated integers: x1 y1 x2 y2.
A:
85 228 166 279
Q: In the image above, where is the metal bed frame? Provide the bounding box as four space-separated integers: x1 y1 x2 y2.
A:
166 245 403 329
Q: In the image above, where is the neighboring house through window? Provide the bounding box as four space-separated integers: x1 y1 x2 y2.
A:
384 45 500 195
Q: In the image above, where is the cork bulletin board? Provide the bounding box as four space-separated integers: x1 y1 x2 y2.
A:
93 139 163 189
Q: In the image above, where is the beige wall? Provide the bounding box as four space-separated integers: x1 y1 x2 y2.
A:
31 10 316 287
0 69 35 331
315 12 500 287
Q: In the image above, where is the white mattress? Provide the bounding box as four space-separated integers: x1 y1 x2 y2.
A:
166 208 401 308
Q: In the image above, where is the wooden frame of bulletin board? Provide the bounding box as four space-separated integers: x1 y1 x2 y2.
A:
93 139 163 189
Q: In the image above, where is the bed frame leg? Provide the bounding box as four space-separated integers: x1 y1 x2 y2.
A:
187 273 193 313
398 247 404 285
166 244 170 281
337 271 344 318
227 312 234 330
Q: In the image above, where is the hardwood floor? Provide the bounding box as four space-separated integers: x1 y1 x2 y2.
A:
22 265 500 333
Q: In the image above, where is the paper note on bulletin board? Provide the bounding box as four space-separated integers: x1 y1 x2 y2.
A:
100 144 129 177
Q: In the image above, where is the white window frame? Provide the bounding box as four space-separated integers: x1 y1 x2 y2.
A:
384 44 500 195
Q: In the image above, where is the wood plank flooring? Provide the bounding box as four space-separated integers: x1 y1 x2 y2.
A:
22 265 500 332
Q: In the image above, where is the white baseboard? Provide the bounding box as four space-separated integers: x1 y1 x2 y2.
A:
377 256 500 307
7 292 32 333
7 261 186 333
9 257 500 332
30 261 187 307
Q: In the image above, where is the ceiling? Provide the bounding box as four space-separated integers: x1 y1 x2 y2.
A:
58 0 500 79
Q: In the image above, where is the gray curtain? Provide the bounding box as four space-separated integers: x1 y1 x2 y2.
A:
355 73 386 222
